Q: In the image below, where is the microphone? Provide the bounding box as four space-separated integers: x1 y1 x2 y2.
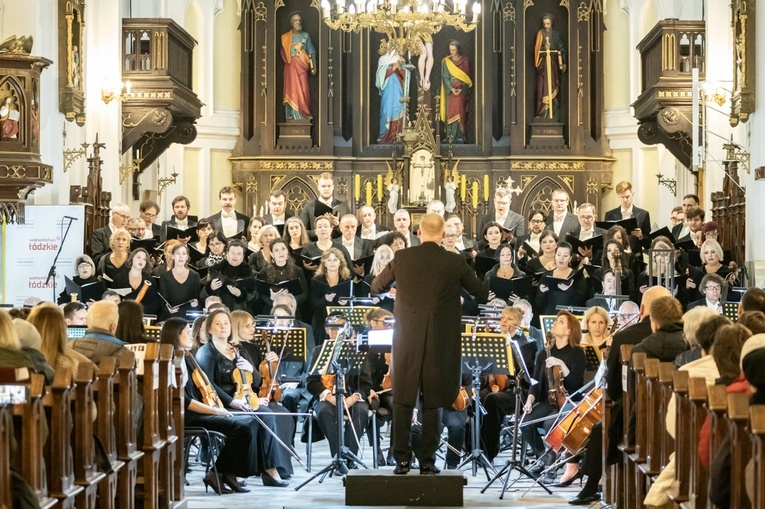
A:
62 216 79 221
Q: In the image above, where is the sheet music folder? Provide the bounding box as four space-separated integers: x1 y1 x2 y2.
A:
309 339 367 376
255 327 307 362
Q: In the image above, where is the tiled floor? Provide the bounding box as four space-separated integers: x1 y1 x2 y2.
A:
183 422 593 509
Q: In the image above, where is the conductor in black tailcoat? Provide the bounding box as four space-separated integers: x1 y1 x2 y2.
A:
372 214 489 474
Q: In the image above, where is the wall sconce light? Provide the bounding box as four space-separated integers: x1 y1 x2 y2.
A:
101 77 131 104
700 82 729 107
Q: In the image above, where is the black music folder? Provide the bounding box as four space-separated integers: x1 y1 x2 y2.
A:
595 217 638 234
256 278 304 297
489 274 535 300
565 234 603 254
166 225 199 243
541 269 583 290
64 277 107 302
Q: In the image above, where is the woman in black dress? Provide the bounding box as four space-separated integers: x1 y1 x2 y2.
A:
477 221 504 259
58 254 105 304
255 238 308 315
524 230 558 274
685 239 734 302
301 216 353 273
364 245 395 312
205 240 255 311
592 239 637 302
485 243 527 304
536 242 587 315
158 243 201 321
110 248 162 316
189 219 214 262
152 239 179 277
248 225 280 272
522 311 586 477
284 216 310 252
310 247 353 345
97 228 131 283
194 310 291 488
198 231 227 268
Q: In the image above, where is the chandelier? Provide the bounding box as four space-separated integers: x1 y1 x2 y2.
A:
319 0 481 56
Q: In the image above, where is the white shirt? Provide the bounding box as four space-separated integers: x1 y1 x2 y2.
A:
526 232 541 253
404 232 413 247
220 210 237 238
552 213 566 235
271 214 285 225
706 300 723 314
455 238 466 251
495 213 508 226
579 227 594 241
175 218 189 230
678 224 690 239
142 229 154 240
621 206 634 220
318 197 333 208
342 237 355 256
360 225 376 240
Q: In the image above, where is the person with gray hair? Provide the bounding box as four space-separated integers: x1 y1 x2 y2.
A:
91 202 132 264
674 306 719 368
393 209 420 247
69 300 126 364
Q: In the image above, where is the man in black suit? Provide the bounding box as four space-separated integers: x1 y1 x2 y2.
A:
160 195 197 242
568 203 606 263
687 273 725 313
356 205 388 242
604 180 651 243
372 214 488 474
139 200 161 239
671 194 699 240
477 187 526 240
546 188 579 239
393 209 420 247
585 270 620 313
263 189 294 229
209 186 249 240
334 214 374 276
445 215 475 252
298 172 351 236
90 202 131 264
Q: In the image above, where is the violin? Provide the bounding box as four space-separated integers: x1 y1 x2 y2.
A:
258 330 283 403
489 374 510 393
381 352 392 392
231 345 260 411
452 386 470 411
545 332 568 409
185 352 223 409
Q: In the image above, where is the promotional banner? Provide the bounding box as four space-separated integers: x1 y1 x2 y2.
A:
0 205 85 306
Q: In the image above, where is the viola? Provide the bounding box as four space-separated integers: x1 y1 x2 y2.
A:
258 330 284 403
545 333 568 409
231 346 260 411
488 374 510 393
185 352 223 409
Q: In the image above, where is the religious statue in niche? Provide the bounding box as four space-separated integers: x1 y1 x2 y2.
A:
387 177 400 214
534 14 566 121
376 49 410 143
281 12 316 121
71 45 82 90
417 35 434 90
0 96 20 140
444 175 457 212
440 40 472 144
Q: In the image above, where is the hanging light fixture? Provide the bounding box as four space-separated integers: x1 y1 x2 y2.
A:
319 0 481 56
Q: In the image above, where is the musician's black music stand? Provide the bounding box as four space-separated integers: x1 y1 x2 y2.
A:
481 337 553 498
295 327 369 491
456 331 508 479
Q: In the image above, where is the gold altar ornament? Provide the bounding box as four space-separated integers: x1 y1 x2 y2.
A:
320 0 481 57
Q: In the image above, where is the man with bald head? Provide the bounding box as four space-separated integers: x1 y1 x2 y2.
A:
372 213 488 475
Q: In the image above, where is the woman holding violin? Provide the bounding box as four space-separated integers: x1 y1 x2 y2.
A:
160 317 265 494
522 311 586 482
365 307 396 466
479 306 538 463
195 309 292 487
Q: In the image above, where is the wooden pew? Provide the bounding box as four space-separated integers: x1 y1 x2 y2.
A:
683 377 711 509
603 393 617 506
658 362 675 469
750 405 765 509
726 392 752 509
12 373 56 509
138 343 164 509
618 344 637 509
115 350 143 509
73 362 106 509
171 351 185 505
157 344 178 509
669 370 691 505
0 366 33 509
95 356 124 509
633 355 653 504
43 367 83 509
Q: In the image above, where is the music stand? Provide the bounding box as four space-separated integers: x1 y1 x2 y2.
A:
482 337 552 498
326 305 378 332
254 326 308 363
456 331 508 479
295 327 370 491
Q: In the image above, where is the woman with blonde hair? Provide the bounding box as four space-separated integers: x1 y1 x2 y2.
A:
283 216 310 252
0 309 33 369
582 306 611 347
365 245 395 311
310 247 353 344
97 228 131 282
249 224 280 272
27 303 92 377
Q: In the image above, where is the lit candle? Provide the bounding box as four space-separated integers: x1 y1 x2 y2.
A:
366 182 373 206
377 174 384 200
483 175 490 200
472 182 479 208
321 0 331 18
354 174 361 198
460 175 466 200
471 1 481 23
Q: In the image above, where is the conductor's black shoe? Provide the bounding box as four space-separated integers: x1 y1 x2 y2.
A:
419 464 441 475
393 461 410 475
569 491 601 505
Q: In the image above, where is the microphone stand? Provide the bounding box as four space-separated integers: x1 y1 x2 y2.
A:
45 216 77 303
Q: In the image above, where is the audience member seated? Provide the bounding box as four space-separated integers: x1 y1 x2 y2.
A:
12 317 54 383
63 301 88 326
28 303 92 377
674 306 719 368
688 273 726 313
0 309 34 371
69 300 126 364
115 300 149 344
